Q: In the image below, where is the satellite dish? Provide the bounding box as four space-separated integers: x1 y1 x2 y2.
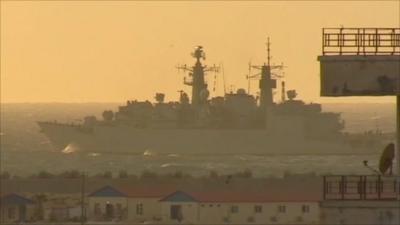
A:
287 90 298 100
379 143 395 175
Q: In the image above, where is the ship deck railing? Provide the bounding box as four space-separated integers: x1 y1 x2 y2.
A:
39 120 82 127
323 175 400 200
322 27 400 56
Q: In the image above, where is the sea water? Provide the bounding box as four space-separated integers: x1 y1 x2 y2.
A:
0 103 395 177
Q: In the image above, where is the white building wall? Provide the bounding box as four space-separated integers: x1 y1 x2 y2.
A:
127 197 162 222
161 201 320 224
198 202 320 224
87 192 321 225
87 196 128 221
321 201 399 225
161 202 198 224
198 203 228 224
0 205 35 223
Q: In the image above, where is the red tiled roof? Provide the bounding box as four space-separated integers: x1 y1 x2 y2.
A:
107 179 322 202
117 185 177 198
188 190 321 203
159 188 321 203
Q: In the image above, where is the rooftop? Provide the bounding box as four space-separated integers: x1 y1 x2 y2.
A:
1 193 35 205
161 190 322 203
90 184 322 203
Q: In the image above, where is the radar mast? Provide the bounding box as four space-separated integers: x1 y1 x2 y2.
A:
177 46 219 107
247 37 284 110
247 37 284 129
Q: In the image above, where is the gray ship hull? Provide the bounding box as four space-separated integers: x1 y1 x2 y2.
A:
38 122 381 155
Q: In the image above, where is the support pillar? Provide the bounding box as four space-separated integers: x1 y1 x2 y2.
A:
397 83 400 225
397 95 400 178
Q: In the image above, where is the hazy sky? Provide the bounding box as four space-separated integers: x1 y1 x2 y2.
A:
1 1 399 103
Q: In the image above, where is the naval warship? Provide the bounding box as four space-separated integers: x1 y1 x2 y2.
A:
38 43 388 155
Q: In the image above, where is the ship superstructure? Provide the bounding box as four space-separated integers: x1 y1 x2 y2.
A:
37 41 386 154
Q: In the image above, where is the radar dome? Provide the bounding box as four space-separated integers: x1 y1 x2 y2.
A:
237 88 247 95
287 90 298 100
200 89 210 101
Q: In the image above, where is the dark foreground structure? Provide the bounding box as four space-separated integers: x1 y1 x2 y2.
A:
318 27 400 225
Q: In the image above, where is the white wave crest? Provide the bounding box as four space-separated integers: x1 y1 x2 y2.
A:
62 143 79 154
161 163 180 168
143 149 156 157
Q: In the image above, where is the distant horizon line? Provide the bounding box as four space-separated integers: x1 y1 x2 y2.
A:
0 101 396 104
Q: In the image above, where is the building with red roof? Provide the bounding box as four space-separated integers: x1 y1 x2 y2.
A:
0 193 35 223
87 185 321 224
159 190 321 224
87 185 175 223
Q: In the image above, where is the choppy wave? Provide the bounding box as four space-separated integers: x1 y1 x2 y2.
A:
143 149 156 157
0 102 395 177
1 147 385 177
88 152 101 157
62 143 79 154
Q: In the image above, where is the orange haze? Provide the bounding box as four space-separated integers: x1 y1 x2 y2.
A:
1 1 399 103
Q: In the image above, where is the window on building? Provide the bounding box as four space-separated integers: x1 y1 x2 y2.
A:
105 203 115 219
223 216 230 223
94 203 101 215
8 207 16 219
301 205 310 213
278 205 286 213
254 205 263 213
327 182 332 193
116 203 122 215
386 210 394 221
247 216 255 223
136 203 144 215
170 205 183 221
230 205 239 213
270 216 278 222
